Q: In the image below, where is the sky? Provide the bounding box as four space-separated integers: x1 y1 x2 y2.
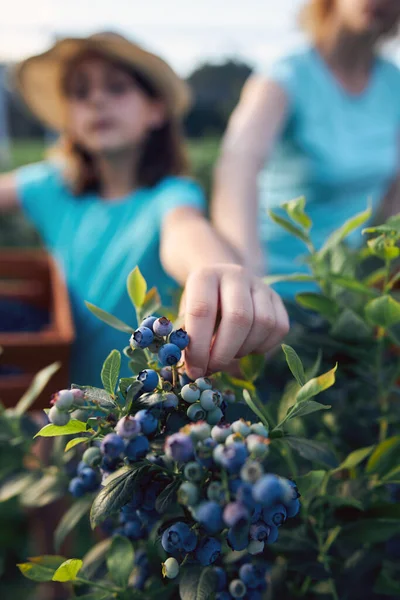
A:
0 0 306 75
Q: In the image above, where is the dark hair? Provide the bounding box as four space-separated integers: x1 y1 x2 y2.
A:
53 52 189 195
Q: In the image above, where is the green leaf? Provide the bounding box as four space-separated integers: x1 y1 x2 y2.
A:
101 350 121 396
296 365 337 403
127 266 147 309
339 519 400 544
34 420 89 438
279 436 338 468
284 399 331 423
374 570 400 596
319 206 372 256
70 594 112 600
64 437 90 453
179 566 218 600
365 295 400 328
263 273 315 286
296 293 339 320
140 287 161 318
282 344 306 386
82 539 112 579
90 464 149 528
128 348 149 373
333 446 374 473
73 385 117 409
14 362 60 415
85 302 134 334
282 196 312 230
242 390 269 429
18 556 66 582
239 354 265 382
118 377 136 398
155 479 180 513
55 495 93 551
52 558 83 582
366 436 400 477
328 274 378 298
306 350 323 380
330 309 373 342
0 473 36 502
296 470 326 502
107 535 134 587
20 474 64 508
268 209 311 247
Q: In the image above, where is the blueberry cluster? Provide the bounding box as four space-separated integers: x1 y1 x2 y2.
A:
48 388 85 426
181 378 235 426
130 315 189 367
68 446 102 497
213 562 270 600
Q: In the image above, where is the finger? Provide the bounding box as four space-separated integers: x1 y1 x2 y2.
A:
207 271 254 374
235 283 276 358
257 290 289 354
183 269 219 380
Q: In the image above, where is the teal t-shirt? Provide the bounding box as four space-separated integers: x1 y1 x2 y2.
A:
258 47 400 297
16 163 206 386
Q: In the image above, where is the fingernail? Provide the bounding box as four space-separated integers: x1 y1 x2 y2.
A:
187 367 204 380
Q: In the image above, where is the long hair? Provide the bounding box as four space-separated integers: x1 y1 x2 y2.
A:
52 55 189 195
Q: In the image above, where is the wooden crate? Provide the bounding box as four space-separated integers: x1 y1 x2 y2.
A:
0 249 75 408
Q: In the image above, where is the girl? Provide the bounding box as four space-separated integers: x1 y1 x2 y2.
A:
212 0 400 298
0 32 288 386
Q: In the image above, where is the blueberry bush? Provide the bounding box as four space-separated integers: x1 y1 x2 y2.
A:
1 202 399 599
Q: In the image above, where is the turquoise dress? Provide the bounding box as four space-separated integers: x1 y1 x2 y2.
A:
258 47 400 298
16 163 206 386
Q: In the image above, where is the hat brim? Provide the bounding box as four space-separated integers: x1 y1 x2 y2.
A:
13 34 192 131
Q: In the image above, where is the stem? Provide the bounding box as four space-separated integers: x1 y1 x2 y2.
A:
377 259 392 442
75 576 119 593
172 366 178 389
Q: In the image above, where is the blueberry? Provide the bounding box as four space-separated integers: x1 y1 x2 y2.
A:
195 437 217 468
137 369 159 393
286 498 300 518
125 435 150 461
239 563 267 590
169 328 190 349
207 481 228 504
246 434 270 459
250 521 270 541
82 446 102 468
240 460 264 484
267 524 279 544
187 403 207 422
231 419 251 437
178 481 200 506
165 433 194 462
134 409 158 435
163 392 179 410
100 433 125 458
48 406 70 426
162 557 179 579
158 343 181 366
68 477 86 497
229 579 247 599
185 422 212 441
54 389 74 411
227 522 251 551
250 422 269 437
71 388 85 406
184 461 203 482
76 461 87 476
80 467 99 491
141 315 157 331
160 366 173 382
263 503 287 527
211 424 233 443
195 537 221 566
115 415 141 439
200 390 220 412
250 503 263 524
122 490 143 513
124 519 142 540
213 442 248 474
213 566 227 592
148 336 165 353
194 501 224 534
216 593 231 600
181 383 201 404
131 327 154 349
195 377 213 391
161 522 195 553
134 549 149 568
100 455 120 473
206 407 224 426
153 317 173 337
223 502 250 528
179 372 193 386
223 389 236 404
252 474 286 506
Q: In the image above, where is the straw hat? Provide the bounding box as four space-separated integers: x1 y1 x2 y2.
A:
13 32 192 131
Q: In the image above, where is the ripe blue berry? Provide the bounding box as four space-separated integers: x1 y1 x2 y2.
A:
286 498 300 518
125 435 150 461
213 442 248 474
227 522 250 551
194 501 224 534
184 461 203 482
134 409 158 435
216 593 231 600
100 433 125 458
79 467 99 491
252 474 286 506
130 327 154 349
207 481 228 504
178 481 199 506
195 537 221 566
49 406 70 426
69 477 86 497
124 519 142 540
187 403 206 422
267 524 279 543
206 407 223 426
161 522 195 553
153 317 173 337
213 566 227 592
160 366 173 382
165 432 194 462
223 502 250 528
239 563 267 590
236 482 256 510
240 460 264 484
195 437 217 468
158 343 181 366
250 521 270 541
181 383 201 403
141 315 157 330
195 377 212 391
211 424 233 443
163 392 179 410
82 446 102 468
229 579 247 599
263 503 287 527
169 328 190 349
115 415 141 439
54 389 74 411
223 389 236 404
137 369 159 392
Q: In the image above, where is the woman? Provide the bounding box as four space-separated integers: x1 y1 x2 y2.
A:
0 32 288 386
212 0 400 298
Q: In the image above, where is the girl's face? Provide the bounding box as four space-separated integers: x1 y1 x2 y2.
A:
64 55 166 156
334 0 400 36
